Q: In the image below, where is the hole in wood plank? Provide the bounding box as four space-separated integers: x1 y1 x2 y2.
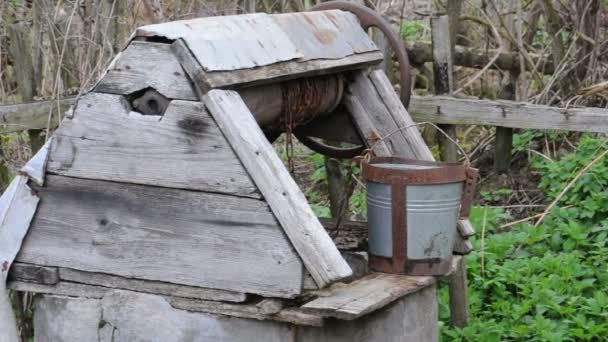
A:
127 87 170 116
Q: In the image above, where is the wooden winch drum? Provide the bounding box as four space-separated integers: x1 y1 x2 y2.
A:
362 157 478 276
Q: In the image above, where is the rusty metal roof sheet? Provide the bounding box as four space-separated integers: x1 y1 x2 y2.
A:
272 11 378 61
135 10 378 72
136 13 302 71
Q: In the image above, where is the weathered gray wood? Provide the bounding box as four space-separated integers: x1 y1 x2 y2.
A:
494 73 517 172
173 39 382 93
348 72 416 156
59 268 247 302
17 175 303 298
0 97 74 133
342 94 391 156
95 41 198 100
7 94 608 136
368 70 434 160
302 272 436 320
409 95 608 132
203 90 351 288
408 41 555 75
448 257 470 327
19 137 52 186
431 15 458 162
452 235 473 255
47 93 260 199
8 281 108 298
457 220 476 238
256 299 285 315
8 263 59 285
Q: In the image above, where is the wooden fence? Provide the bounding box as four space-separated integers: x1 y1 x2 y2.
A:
3 94 608 133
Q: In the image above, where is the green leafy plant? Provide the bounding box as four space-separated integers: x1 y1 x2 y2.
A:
400 21 425 41
440 136 608 341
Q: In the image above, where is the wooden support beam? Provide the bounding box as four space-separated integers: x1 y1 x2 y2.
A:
203 90 352 288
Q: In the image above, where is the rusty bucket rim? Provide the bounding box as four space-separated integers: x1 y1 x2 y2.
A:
361 157 473 185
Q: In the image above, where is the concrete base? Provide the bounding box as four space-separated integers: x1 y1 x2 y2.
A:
33 286 438 342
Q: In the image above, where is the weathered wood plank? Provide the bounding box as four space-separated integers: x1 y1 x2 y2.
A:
448 256 471 327
8 263 59 285
6 95 608 135
408 41 555 75
95 41 198 100
173 39 382 93
16 175 304 298
409 95 608 132
203 90 351 288
457 220 476 238
342 94 392 156
302 272 436 320
431 15 458 162
368 70 434 160
59 268 247 303
8 280 108 299
0 97 74 133
47 93 260 199
348 72 417 157
453 235 473 255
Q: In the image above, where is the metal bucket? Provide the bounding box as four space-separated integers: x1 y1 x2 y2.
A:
362 157 477 276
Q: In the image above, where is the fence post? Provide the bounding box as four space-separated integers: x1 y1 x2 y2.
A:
432 4 472 328
431 16 458 161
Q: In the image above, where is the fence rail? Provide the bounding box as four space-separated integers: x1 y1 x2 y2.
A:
2 96 608 134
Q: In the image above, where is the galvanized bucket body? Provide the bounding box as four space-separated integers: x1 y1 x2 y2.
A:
367 179 462 257
362 158 477 276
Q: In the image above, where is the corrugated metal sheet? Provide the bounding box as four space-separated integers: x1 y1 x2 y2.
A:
135 10 379 72
137 13 302 71
271 10 378 61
